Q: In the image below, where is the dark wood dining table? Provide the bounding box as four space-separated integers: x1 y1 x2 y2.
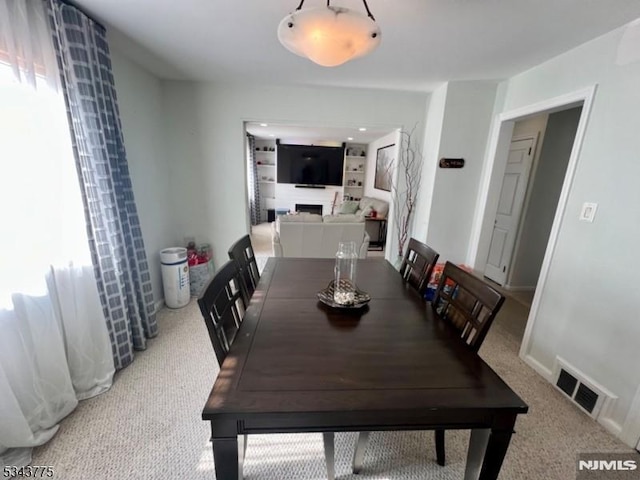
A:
202 257 528 479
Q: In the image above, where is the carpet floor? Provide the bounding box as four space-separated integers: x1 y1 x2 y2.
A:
31 233 637 479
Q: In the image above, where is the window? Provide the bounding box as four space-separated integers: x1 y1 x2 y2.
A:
0 62 89 308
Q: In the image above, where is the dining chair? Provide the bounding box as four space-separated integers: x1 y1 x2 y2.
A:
430 261 505 466
352 239 440 474
399 237 439 296
198 260 337 480
352 261 505 474
197 260 247 365
431 261 505 353
228 234 260 305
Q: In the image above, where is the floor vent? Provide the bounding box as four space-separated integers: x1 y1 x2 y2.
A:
553 362 610 419
556 369 578 397
575 383 599 414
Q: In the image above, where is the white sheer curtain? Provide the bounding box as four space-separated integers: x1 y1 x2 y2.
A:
0 0 114 467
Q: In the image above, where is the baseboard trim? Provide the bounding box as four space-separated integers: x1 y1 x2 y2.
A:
619 384 640 447
523 354 629 445
522 354 553 381
154 299 165 314
504 285 536 292
599 418 623 438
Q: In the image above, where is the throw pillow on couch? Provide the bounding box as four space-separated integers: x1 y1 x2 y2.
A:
339 200 360 214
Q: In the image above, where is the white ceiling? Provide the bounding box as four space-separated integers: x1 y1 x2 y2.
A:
76 1 640 142
77 0 640 92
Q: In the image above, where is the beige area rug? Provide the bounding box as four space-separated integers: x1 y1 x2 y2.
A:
31 282 637 479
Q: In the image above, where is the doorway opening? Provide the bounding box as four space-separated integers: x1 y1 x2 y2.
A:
469 86 596 359
483 107 583 343
243 121 399 263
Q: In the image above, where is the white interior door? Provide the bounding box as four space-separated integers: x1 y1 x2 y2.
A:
484 137 535 285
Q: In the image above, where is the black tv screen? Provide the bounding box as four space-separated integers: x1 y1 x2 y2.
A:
277 144 344 186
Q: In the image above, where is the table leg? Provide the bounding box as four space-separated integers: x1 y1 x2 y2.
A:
212 435 240 480
477 427 514 480
435 429 446 466
470 414 517 480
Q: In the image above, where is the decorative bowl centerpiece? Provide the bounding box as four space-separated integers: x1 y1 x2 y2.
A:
317 280 370 309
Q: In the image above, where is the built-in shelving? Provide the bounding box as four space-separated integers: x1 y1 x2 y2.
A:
255 139 277 222
343 146 367 201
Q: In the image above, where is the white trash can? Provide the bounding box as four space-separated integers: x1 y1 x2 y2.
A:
160 247 190 309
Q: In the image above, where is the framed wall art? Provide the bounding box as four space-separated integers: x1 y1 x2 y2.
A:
374 143 395 192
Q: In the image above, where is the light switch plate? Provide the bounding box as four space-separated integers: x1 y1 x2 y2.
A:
580 202 598 222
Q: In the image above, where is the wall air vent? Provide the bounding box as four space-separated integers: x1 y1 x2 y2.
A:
552 358 615 420
556 369 578 397
575 383 599 414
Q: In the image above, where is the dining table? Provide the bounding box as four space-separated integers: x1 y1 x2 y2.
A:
202 257 528 479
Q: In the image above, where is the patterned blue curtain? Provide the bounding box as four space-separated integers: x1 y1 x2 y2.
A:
247 133 261 225
47 0 157 370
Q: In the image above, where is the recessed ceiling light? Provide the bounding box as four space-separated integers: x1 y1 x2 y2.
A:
358 127 367 132
347 137 354 141
260 123 268 127
269 134 275 137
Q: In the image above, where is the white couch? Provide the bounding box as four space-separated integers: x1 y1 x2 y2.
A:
357 196 389 218
338 196 390 219
272 213 370 258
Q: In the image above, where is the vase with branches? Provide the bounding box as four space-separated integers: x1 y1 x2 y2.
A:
389 125 423 263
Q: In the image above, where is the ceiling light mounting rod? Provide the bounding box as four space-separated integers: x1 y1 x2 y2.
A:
361 0 375 21
294 0 375 20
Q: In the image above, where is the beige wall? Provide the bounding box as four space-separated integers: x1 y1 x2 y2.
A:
110 46 175 307
492 21 640 438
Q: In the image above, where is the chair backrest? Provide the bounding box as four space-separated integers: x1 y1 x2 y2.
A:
228 234 260 305
197 260 246 366
431 261 504 352
399 238 439 296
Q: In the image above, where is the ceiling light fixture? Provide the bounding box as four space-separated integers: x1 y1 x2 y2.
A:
277 0 381 67
260 123 268 127
358 127 367 131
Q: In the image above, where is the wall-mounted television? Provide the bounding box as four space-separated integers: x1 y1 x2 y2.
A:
277 144 344 186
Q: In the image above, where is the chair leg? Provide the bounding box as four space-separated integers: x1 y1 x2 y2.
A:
322 432 335 480
242 434 248 463
237 434 248 480
352 431 370 474
435 429 445 466
463 429 490 480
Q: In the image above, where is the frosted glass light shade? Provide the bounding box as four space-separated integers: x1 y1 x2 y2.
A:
277 6 381 67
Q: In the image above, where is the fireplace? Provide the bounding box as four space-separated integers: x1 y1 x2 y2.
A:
296 203 323 215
